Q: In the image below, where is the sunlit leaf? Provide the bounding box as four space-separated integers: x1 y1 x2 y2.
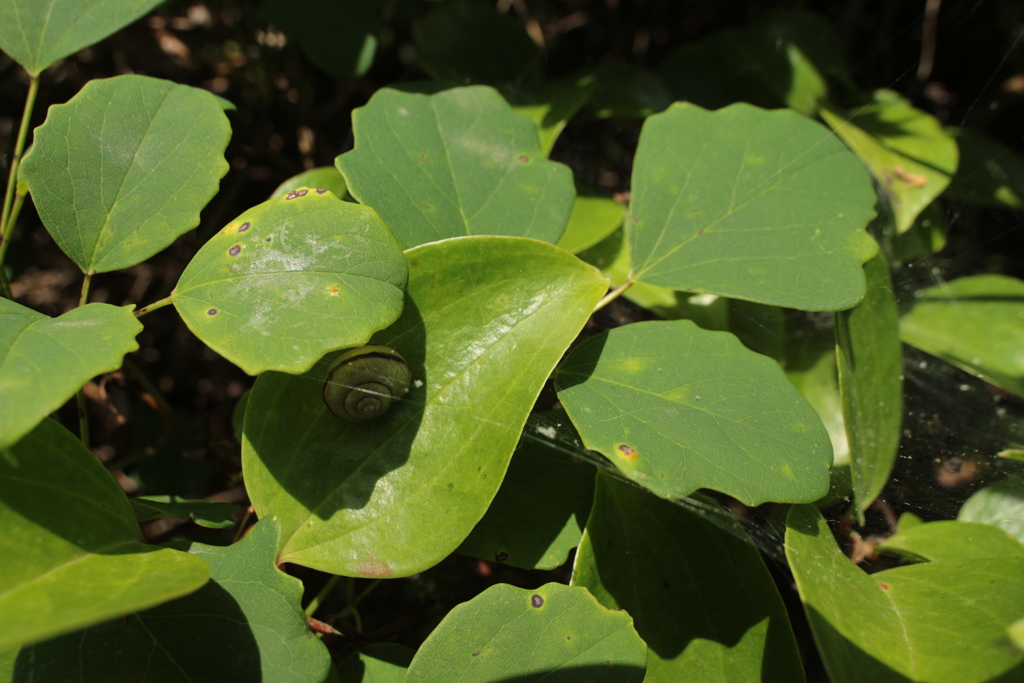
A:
959 472 1024 544
271 167 348 200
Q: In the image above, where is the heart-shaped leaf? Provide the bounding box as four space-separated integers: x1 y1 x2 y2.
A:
628 102 877 311
22 75 231 273
242 237 607 576
0 298 141 450
173 190 407 375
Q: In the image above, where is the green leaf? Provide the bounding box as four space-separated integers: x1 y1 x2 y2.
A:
555 319 832 505
880 519 1024 562
821 91 958 234
899 274 1024 399
890 200 946 263
959 472 1024 544
9 517 331 683
0 0 165 75
785 325 848 469
836 254 902 523
337 86 575 249
405 582 647 682
129 495 240 529
337 643 414 683
21 75 231 273
575 64 672 121
173 190 407 375
0 299 141 450
242 237 607 576
412 0 540 85
271 167 348 200
556 194 625 254
457 410 595 570
0 419 210 652
944 127 1024 208
262 0 380 79
573 473 804 682
510 77 593 156
786 504 1024 682
628 102 877 311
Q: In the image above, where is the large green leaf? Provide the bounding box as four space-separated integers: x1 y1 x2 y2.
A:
786 505 1024 682
628 102 877 311
337 644 413 683
337 86 575 249
836 254 902 523
405 583 646 682
242 237 606 576
0 299 141 450
21 75 231 273
944 127 1024 209
173 190 407 375
0 419 210 652
959 472 1024 544
573 473 804 682
821 91 958 234
457 410 595 570
556 194 625 254
262 0 380 79
0 0 165 75
9 517 331 683
899 274 1024 399
555 320 832 505
880 519 1024 562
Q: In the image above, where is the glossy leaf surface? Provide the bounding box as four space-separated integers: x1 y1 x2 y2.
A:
900 274 1024 399
0 420 209 652
405 583 646 682
573 474 804 682
22 75 231 273
174 190 407 375
555 320 832 505
242 237 606 576
0 299 140 450
629 102 877 311
337 86 574 249
959 472 1024 544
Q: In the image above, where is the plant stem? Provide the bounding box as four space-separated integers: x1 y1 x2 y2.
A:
593 279 634 312
304 575 342 617
134 295 174 317
338 579 382 620
0 75 39 266
0 261 11 299
0 188 26 298
79 272 93 307
231 508 252 544
77 389 90 447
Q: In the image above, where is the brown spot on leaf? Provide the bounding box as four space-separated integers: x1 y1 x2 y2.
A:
355 557 393 578
879 582 891 591
530 594 544 608
285 189 309 200
328 286 339 295
207 308 218 316
228 245 241 257
617 444 638 461
893 165 928 187
315 188 327 194
238 221 251 232
518 154 529 163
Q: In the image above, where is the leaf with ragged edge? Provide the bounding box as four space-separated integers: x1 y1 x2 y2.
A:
412 0 540 85
271 167 348 199
262 0 380 79
457 410 595 570
786 505 1024 683
21 75 231 273
880 519 1024 563
9 518 331 683
0 299 141 450
573 473 804 682
959 472 1024 544
821 91 958 234
628 102 877 311
556 194 625 254
900 274 1024 399
0 0 165 75
0 420 210 652
173 190 407 375
944 127 1024 209
242 237 607 577
336 86 575 249
510 77 593 157
555 319 832 505
129 496 240 529
836 254 902 523
405 583 647 682
337 644 414 683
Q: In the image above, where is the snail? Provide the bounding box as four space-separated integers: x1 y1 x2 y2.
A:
322 345 412 422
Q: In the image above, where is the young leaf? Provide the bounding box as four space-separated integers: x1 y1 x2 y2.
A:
821 91 958 234
128 496 240 529
900 274 1024 399
173 190 407 375
628 102 877 311
21 75 231 274
0 299 141 450
958 472 1024 544
555 320 832 505
271 167 348 200
786 505 1024 682
405 583 647 682
8 517 331 683
337 86 575 249
262 0 380 79
836 254 902 523
573 473 804 682
0 0 165 75
242 237 607 577
0 419 210 652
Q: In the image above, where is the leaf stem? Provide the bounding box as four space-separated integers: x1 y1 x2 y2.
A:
79 272 93 307
77 389 90 447
593 279 634 313
0 74 39 266
304 575 342 617
134 295 174 317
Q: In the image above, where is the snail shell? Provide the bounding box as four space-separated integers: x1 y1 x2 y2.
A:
323 345 411 422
